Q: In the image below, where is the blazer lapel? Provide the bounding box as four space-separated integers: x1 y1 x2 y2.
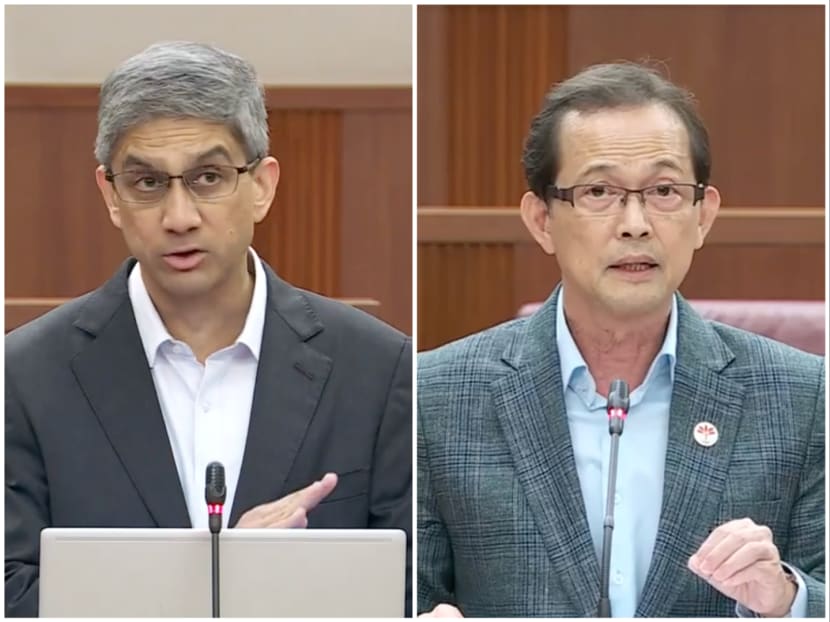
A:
636 298 745 616
230 265 333 526
71 259 190 527
492 290 600 616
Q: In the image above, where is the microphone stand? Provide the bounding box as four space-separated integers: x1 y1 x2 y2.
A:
205 462 226 619
598 424 622 617
598 380 630 618
211 519 220 618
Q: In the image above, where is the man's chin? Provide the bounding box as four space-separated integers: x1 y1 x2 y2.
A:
597 284 670 318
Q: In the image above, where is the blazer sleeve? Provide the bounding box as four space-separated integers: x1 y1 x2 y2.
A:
786 358 825 617
367 337 413 616
416 393 456 614
5 370 48 617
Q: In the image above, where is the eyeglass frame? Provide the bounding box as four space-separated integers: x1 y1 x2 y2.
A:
104 155 264 206
544 181 706 211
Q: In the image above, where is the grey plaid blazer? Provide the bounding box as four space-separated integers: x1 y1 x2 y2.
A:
417 289 825 617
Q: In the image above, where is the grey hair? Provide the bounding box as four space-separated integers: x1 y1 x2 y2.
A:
95 41 269 167
522 61 711 200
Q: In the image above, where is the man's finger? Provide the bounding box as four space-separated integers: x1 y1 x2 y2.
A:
418 604 464 618
721 560 782 588
710 541 776 583
292 472 338 511
267 507 307 529
691 519 743 565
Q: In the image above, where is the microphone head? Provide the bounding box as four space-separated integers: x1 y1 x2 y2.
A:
205 461 227 505
608 379 630 413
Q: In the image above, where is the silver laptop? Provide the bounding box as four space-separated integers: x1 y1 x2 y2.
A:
40 528 406 617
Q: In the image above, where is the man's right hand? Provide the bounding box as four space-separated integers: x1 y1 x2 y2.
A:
418 604 464 617
235 473 338 528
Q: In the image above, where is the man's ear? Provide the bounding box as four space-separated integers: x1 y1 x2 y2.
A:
694 184 721 250
95 165 122 229
251 157 280 223
520 191 555 255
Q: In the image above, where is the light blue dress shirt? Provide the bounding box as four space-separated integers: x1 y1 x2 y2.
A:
555 289 806 617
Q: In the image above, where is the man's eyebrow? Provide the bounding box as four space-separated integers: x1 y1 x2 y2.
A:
121 154 157 170
649 158 685 175
574 162 616 181
193 146 234 165
119 146 235 171
573 159 686 182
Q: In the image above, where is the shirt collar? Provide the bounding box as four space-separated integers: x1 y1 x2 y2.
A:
555 288 678 392
128 247 267 366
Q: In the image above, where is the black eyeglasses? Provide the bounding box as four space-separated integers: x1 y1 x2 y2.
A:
105 156 263 207
545 182 705 216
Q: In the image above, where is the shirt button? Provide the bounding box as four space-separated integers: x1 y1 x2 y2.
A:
614 493 622 505
613 571 624 585
202 402 211 412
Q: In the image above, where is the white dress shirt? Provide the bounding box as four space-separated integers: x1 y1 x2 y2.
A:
128 248 267 528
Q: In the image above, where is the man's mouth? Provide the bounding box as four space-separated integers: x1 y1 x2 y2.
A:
163 249 205 271
610 262 658 272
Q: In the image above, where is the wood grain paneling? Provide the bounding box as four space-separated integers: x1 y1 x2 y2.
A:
419 5 569 206
418 243 515 351
5 86 412 333
254 110 341 296
5 106 126 297
416 5 826 351
341 110 412 333
417 6 449 205
567 5 825 207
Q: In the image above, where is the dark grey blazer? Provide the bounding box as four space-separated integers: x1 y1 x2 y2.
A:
418 289 824 617
6 258 412 617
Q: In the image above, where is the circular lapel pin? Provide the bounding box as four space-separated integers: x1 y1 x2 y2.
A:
694 421 719 447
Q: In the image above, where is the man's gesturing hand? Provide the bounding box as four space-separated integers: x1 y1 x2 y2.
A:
688 518 797 617
235 473 338 528
418 604 464 617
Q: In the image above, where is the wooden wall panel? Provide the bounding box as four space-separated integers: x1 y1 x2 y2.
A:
5 106 126 297
417 6 449 205
419 5 569 206
417 5 826 351
341 110 413 333
5 86 412 333
418 244 514 351
255 110 341 296
567 5 825 207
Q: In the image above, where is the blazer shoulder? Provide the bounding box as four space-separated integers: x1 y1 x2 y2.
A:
294 287 409 352
710 320 824 377
5 292 96 361
418 316 528 381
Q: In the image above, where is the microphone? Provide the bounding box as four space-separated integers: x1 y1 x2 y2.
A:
598 379 630 618
205 462 227 535
205 462 226 618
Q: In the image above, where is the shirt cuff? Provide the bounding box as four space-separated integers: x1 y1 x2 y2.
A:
734 563 807 618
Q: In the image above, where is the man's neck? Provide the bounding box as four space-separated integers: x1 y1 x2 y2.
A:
146 259 255 364
563 294 671 397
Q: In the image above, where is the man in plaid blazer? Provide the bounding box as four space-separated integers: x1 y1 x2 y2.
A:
418 63 824 617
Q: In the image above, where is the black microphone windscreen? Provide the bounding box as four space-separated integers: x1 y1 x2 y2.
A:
205 461 227 505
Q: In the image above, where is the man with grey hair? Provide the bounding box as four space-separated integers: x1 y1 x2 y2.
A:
6 41 412 617
418 62 823 617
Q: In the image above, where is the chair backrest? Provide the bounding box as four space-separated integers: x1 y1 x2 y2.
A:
516 299 825 356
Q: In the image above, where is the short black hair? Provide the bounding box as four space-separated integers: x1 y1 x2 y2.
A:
522 62 711 200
